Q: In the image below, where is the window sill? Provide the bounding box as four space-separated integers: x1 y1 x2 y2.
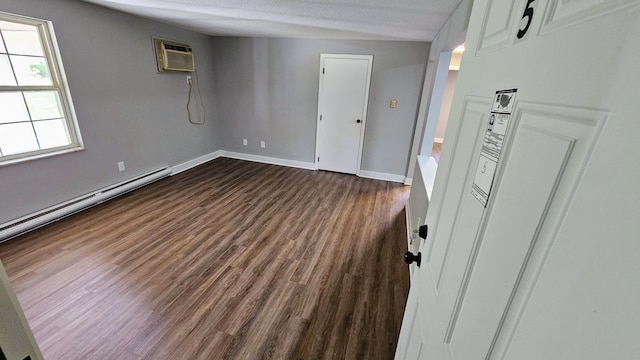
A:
0 146 86 167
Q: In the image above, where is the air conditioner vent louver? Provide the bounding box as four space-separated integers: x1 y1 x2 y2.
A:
153 38 195 73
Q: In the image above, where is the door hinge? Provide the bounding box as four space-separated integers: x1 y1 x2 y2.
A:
320 115 323 120
322 68 325 74
317 157 320 162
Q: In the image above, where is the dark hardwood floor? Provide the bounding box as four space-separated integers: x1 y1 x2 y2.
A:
0 158 411 360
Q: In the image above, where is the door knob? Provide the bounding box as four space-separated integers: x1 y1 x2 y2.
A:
356 119 361 123
404 251 422 267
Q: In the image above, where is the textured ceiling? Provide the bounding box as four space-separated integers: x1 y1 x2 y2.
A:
81 0 464 41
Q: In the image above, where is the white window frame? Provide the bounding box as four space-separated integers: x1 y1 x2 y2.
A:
0 11 83 166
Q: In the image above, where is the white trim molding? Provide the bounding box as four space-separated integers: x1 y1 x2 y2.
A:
171 150 223 175
358 170 407 183
221 151 317 170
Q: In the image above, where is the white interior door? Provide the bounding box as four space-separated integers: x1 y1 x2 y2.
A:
316 54 372 174
397 1 640 359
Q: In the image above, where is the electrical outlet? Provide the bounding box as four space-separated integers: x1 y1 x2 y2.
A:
260 141 266 149
117 161 125 172
186 75 192 84
243 138 248 146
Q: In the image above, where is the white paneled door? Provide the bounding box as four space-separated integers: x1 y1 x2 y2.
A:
316 54 372 174
396 1 640 359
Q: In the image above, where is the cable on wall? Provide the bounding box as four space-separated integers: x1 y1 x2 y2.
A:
187 68 206 125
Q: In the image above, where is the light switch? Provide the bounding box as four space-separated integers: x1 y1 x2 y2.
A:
390 99 397 108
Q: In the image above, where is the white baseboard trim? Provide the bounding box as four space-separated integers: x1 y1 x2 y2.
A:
172 150 409 184
220 151 317 170
171 150 223 175
221 152 407 184
434 137 444 143
358 170 406 183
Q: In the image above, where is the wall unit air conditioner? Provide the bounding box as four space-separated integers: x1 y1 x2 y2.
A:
153 39 195 72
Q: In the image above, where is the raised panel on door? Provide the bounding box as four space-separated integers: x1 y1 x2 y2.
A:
540 0 639 34
446 102 605 359
477 0 520 53
427 97 489 291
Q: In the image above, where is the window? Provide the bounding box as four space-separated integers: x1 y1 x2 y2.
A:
0 12 82 165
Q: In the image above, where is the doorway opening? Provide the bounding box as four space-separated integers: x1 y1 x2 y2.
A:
405 44 465 271
426 44 464 164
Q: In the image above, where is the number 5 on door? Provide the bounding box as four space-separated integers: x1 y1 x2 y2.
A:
515 0 538 43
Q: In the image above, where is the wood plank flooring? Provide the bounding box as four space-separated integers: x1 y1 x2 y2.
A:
0 158 411 360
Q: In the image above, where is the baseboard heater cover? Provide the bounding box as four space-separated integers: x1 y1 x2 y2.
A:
0 167 172 243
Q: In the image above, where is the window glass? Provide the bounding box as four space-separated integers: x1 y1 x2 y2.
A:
34 119 70 149
0 55 17 85
24 91 63 120
0 92 30 123
0 14 82 164
0 122 40 155
10 55 52 86
0 21 44 56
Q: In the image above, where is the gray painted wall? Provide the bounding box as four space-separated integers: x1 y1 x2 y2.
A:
0 0 219 224
0 1 431 225
211 37 429 176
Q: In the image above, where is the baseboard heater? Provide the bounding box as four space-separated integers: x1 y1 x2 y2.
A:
0 167 172 243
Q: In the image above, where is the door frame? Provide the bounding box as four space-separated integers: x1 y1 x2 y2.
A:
0 260 43 359
314 53 373 175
